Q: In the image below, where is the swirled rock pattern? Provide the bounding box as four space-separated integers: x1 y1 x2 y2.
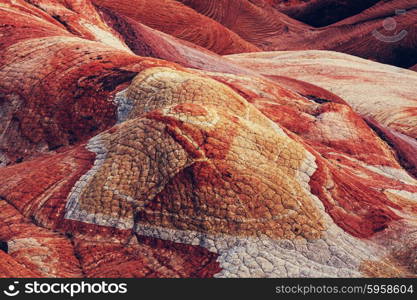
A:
228 51 417 139
1 0 417 278
178 0 417 68
92 0 260 55
177 0 311 50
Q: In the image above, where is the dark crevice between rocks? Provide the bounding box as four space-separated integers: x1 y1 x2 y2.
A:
0 241 8 253
51 15 72 33
65 232 87 278
26 1 74 34
365 116 417 179
277 0 381 28
391 47 417 69
95 5 159 58
101 69 138 92
303 94 332 104
48 144 64 151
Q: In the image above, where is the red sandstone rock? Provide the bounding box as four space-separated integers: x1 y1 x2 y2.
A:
179 0 417 68
227 51 417 140
0 251 41 278
0 201 82 277
76 236 220 278
96 6 257 75
0 0 185 165
1 0 417 279
177 0 311 50
92 0 260 55
275 0 417 68
365 117 417 178
308 0 417 68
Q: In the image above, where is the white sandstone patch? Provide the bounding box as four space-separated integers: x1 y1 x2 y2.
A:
64 135 134 230
80 21 132 53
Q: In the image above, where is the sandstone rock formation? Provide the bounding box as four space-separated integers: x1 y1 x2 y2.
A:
177 0 312 50
178 0 417 68
93 0 260 55
1 0 417 278
228 51 417 139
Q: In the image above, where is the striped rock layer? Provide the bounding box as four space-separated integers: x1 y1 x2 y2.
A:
178 0 417 68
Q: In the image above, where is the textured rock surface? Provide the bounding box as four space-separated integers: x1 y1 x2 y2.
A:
1 0 417 278
93 0 260 55
179 0 417 68
177 0 311 50
291 0 417 68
